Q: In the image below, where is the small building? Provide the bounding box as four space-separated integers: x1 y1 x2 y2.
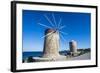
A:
69 40 78 56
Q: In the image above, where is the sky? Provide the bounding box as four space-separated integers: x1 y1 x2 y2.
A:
22 10 91 52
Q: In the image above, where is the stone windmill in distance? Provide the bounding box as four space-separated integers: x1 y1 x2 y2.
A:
38 13 68 59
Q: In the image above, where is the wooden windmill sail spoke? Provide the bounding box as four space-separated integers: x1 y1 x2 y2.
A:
60 34 67 49
44 14 55 28
59 31 68 35
60 34 67 43
38 23 52 29
52 13 57 28
41 31 54 38
59 25 66 29
57 18 62 29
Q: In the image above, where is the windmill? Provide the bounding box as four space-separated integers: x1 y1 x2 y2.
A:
38 13 68 60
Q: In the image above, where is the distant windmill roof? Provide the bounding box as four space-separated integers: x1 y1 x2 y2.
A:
71 40 75 42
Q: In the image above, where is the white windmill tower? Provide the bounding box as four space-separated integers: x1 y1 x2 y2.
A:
38 13 68 60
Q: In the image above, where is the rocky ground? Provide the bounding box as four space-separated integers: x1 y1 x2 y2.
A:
23 52 91 63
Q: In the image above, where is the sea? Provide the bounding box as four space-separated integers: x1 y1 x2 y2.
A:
23 51 69 60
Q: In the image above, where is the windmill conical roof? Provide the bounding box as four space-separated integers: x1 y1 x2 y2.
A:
45 28 56 34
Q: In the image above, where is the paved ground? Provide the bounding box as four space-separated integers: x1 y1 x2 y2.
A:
70 52 91 60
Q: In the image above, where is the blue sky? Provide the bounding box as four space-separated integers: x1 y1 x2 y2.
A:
22 10 91 52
